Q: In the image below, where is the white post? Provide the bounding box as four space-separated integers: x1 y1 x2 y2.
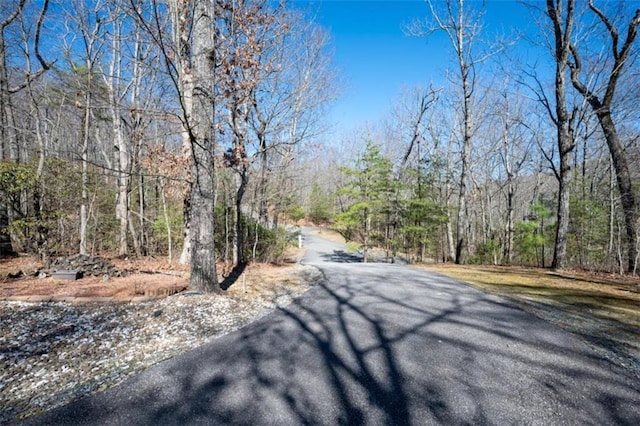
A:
298 235 303 248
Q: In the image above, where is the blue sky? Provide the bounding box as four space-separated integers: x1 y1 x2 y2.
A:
296 0 541 132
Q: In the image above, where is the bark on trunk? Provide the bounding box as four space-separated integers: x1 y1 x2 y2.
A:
566 3 639 272
455 69 471 265
505 181 515 264
114 102 129 257
188 0 219 292
595 109 638 272
553 150 572 269
547 0 575 270
234 173 248 265
171 0 195 266
0 30 15 255
79 91 91 255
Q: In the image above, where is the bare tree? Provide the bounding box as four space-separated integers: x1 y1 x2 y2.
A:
186 0 219 291
389 86 439 259
62 0 107 255
541 0 578 270
21 0 52 260
249 15 336 230
137 0 220 290
567 0 640 273
102 0 160 257
102 0 132 257
216 0 287 266
496 91 533 264
163 0 197 266
409 0 490 264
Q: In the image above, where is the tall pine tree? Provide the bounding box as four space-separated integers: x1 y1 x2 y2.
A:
336 141 396 262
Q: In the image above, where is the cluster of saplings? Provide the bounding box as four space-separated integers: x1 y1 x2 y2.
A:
0 159 295 266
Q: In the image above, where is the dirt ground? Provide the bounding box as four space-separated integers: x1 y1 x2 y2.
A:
0 250 305 301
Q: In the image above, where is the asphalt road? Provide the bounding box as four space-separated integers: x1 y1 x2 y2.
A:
24 228 640 425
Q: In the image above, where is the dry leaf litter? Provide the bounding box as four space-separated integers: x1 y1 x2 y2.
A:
0 265 322 423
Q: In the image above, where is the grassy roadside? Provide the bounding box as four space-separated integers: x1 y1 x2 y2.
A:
421 263 640 375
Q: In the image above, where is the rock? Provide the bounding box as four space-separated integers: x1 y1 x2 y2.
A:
38 255 124 279
7 271 23 279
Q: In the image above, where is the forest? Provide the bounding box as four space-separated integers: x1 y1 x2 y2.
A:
0 0 639 293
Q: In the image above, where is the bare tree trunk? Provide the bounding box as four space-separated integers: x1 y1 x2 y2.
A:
107 16 130 257
160 179 173 263
608 155 615 257
567 3 639 273
595 111 638 272
79 90 91 255
0 2 26 255
546 0 576 270
456 71 472 264
0 3 23 163
170 0 195 266
411 0 485 265
0 68 12 255
505 180 515 264
553 146 572 269
500 104 518 265
179 191 192 264
234 172 248 265
443 169 455 262
256 125 269 227
188 0 219 292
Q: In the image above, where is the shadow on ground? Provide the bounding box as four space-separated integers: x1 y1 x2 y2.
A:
320 250 362 263
220 262 247 291
23 263 640 425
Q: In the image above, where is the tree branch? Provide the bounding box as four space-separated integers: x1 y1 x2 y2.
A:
588 0 619 60
34 0 52 71
1 0 26 29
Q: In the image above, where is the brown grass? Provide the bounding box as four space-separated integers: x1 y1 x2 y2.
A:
312 228 345 244
0 247 307 301
421 264 640 326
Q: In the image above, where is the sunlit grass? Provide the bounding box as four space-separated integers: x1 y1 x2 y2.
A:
421 264 640 328
312 228 345 244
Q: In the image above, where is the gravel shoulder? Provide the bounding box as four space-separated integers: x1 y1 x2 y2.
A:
0 264 322 424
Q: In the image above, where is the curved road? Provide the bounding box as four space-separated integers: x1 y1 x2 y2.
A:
25 228 640 425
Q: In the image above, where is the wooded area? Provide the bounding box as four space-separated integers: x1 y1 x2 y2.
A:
0 0 638 292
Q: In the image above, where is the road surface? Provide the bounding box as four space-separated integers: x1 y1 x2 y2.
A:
24 228 640 425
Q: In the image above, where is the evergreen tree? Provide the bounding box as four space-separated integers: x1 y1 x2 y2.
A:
336 141 396 262
400 161 447 262
307 184 334 224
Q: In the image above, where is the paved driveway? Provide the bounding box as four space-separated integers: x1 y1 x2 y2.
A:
24 229 640 425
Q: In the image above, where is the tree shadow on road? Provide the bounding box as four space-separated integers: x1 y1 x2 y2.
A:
23 267 640 425
320 250 362 263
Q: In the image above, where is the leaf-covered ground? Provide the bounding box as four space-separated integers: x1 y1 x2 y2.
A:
0 257 321 424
